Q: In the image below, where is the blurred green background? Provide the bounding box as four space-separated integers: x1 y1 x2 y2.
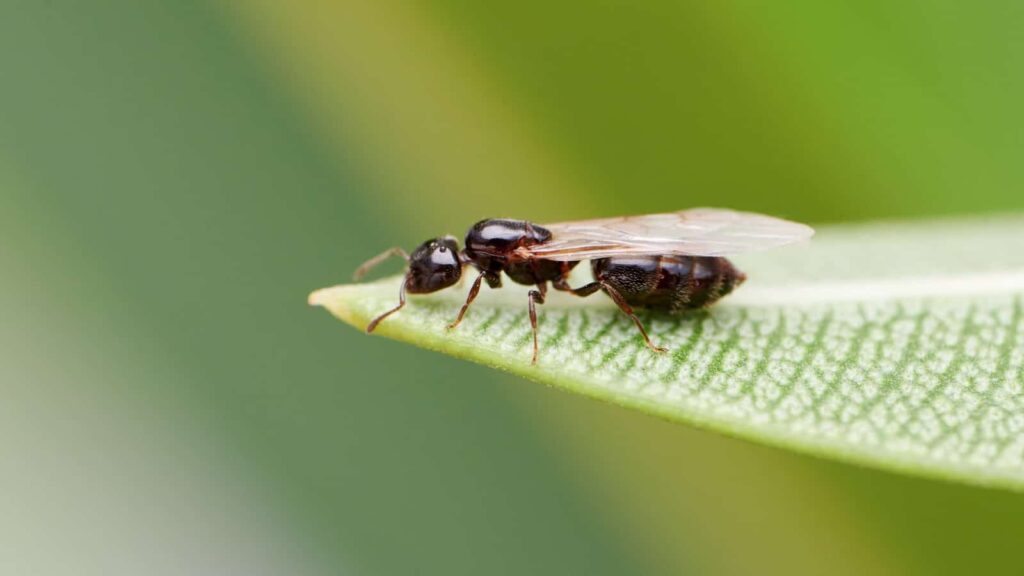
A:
2 1 1024 574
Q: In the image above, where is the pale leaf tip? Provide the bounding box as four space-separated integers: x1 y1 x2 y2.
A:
307 282 364 317
307 286 338 307
308 284 367 329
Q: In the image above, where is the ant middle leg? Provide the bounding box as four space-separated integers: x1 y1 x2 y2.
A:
553 278 666 353
528 282 548 365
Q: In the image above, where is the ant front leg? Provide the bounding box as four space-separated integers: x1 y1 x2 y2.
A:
448 270 487 330
553 278 666 354
528 283 547 365
367 278 408 333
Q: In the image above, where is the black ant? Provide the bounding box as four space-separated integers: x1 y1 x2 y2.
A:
353 209 813 364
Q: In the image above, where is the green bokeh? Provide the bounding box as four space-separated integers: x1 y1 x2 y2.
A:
427 0 1024 222
2 1 1023 575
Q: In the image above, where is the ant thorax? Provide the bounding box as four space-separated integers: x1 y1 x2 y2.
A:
461 219 567 286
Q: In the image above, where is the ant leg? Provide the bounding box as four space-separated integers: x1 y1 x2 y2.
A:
353 247 409 281
552 277 665 352
552 278 602 297
528 283 548 364
599 282 667 353
367 278 408 333
448 271 486 330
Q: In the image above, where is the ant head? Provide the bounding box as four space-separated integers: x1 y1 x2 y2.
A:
405 236 463 294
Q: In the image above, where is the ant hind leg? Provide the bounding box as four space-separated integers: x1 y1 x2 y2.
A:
555 277 666 354
552 278 602 297
599 282 667 353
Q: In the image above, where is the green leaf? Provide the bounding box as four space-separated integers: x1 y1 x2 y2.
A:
311 214 1024 490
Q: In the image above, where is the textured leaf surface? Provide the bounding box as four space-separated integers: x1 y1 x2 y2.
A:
311 215 1024 489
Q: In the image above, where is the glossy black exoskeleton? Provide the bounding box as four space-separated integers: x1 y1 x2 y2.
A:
350 209 812 364
355 219 580 363
590 255 745 311
553 256 745 352
462 219 576 288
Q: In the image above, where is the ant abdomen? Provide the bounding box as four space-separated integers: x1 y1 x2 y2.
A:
592 255 746 313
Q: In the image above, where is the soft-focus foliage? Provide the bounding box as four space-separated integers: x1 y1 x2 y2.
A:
4 0 1024 575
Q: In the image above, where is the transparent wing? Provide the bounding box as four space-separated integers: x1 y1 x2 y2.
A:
527 207 814 261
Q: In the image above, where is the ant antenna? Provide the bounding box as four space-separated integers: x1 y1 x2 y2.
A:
353 247 409 281
366 277 408 333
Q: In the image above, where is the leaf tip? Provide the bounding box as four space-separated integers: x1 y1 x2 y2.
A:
308 284 366 330
307 286 335 307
